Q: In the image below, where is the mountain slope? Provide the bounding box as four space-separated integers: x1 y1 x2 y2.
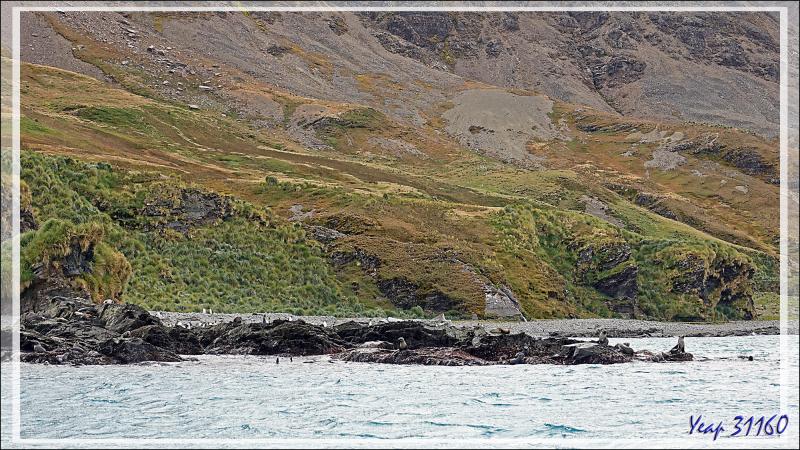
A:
15 10 782 321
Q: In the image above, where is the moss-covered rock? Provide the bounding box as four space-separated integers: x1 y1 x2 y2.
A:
21 218 132 309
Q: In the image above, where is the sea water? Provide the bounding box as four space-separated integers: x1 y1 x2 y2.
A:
6 336 800 446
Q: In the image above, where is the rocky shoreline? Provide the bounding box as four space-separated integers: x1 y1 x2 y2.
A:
18 295 705 366
152 311 791 338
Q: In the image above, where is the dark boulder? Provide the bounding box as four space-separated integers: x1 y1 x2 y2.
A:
203 320 346 356
576 241 632 273
98 337 182 364
467 332 543 361
562 342 632 364
593 265 639 316
98 302 162 334
337 347 489 366
377 278 460 312
335 321 469 349
138 187 235 234
129 324 204 355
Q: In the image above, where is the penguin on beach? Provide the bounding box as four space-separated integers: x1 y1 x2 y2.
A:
397 337 408 351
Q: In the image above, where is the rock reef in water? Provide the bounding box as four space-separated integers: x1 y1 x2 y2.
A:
19 295 693 366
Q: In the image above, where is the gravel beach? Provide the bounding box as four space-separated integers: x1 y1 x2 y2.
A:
152 311 796 337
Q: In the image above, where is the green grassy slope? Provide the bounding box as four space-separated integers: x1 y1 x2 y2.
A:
18 62 779 320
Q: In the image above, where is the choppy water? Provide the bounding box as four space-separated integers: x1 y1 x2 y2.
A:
7 336 800 446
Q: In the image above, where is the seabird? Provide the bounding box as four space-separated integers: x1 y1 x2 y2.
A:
262 315 267 324
598 330 609 346
275 357 280 364
32 342 46 353
321 321 328 328
397 337 408 350
203 308 207 314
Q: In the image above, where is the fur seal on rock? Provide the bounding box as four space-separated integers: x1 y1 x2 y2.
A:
598 330 609 346
510 351 526 365
615 342 634 355
670 336 685 353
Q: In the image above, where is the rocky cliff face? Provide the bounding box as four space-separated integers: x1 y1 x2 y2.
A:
129 187 236 234
669 251 755 320
20 180 38 233
22 10 778 138
360 11 779 137
330 241 524 319
574 238 638 317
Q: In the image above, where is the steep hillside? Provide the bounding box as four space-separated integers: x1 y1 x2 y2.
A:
361 11 780 137
21 10 780 137
15 10 782 321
